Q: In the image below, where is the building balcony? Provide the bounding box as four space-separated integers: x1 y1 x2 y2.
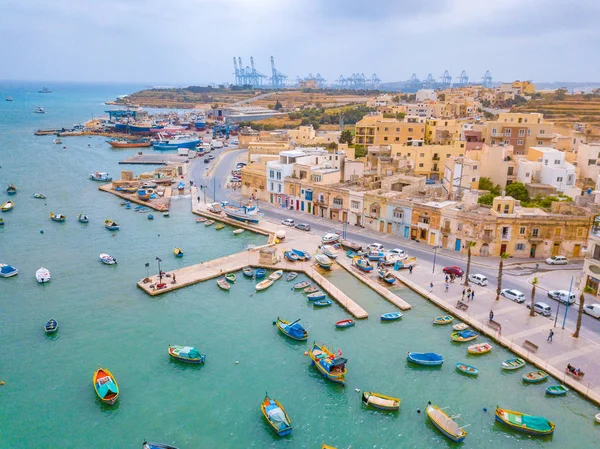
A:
441 226 451 235
529 235 543 243
432 156 440 161
537 133 552 139
482 234 494 243
491 131 504 137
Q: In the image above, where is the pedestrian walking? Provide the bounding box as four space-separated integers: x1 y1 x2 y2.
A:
445 282 449 292
547 329 554 342
445 274 449 283
471 290 475 301
429 282 434 293
409 265 413 274
197 196 200 202
462 288 465 299
489 310 494 321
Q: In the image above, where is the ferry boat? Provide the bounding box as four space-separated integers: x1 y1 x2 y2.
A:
38 87 52 93
153 133 201 150
222 203 264 224
106 138 152 148
34 106 45 114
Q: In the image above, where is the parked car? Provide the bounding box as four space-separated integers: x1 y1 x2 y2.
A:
547 290 576 305
230 139 239 145
367 243 384 251
546 255 568 265
204 158 210 163
500 289 526 303
443 266 464 277
388 248 406 256
207 154 215 160
527 301 552 316
281 218 295 227
468 273 488 286
295 223 311 231
230 177 241 183
583 303 600 319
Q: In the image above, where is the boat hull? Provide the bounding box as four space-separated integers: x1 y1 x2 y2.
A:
427 404 467 442
93 368 119 405
495 407 555 436
335 320 355 328
261 397 293 436
276 318 308 341
309 343 346 386
522 371 548 383
168 346 206 364
407 352 444 366
456 362 479 376
362 392 400 411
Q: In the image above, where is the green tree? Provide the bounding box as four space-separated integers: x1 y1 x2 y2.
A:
477 193 496 206
505 182 529 202
438 93 446 101
478 177 501 196
340 130 353 145
529 277 538 317
274 100 283 110
396 112 406 120
496 253 510 301
354 145 367 158
327 142 338 151
573 286 594 338
383 113 396 119
555 88 567 100
463 241 477 286
300 118 310 126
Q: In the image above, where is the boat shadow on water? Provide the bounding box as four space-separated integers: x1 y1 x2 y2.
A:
168 357 206 371
404 361 443 372
492 421 555 441
96 397 121 413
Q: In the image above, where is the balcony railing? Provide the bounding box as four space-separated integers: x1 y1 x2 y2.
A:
537 133 552 138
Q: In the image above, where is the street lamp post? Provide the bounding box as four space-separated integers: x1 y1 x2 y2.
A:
432 246 438 274
156 257 163 284
562 275 574 329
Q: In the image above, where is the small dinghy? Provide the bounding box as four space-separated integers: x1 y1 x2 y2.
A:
362 391 400 411
104 219 119 230
307 291 326 301
196 217 207 223
467 342 492 355
293 280 311 290
304 285 319 294
1 200 15 212
217 277 230 291
204 220 215 226
147 214 154 220
261 393 293 436
522 370 548 383
456 362 479 376
501 358 525 370
335 319 355 328
100 253 117 265
49 212 66 222
255 268 266 278
452 323 468 331
269 270 283 281
168 345 206 364
256 279 275 291
163 211 169 217
451 330 477 342
225 273 236 283
0 264 18 277
173 248 184 258
314 299 332 307
44 319 58 334
77 213 89 223
143 442 180 449
284 250 299 262
36 267 51 283
595 413 600 424
233 228 244 235
215 223 225 230
381 312 403 321
433 315 454 325
495 406 555 436
93 367 119 405
33 193 46 199
276 317 308 341
243 267 254 278
319 245 338 259
286 271 298 281
426 403 467 442
546 385 568 396
407 352 444 366
315 254 333 269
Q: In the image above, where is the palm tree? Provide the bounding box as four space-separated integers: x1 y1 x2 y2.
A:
463 241 477 286
496 252 510 301
529 277 538 317
573 286 594 338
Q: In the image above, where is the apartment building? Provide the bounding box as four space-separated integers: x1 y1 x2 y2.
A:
425 119 462 144
286 125 340 146
391 140 467 181
518 147 580 197
468 143 517 188
576 142 600 181
581 226 600 295
442 156 481 198
355 114 426 146
483 113 554 155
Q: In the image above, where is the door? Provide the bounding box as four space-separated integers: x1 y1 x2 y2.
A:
552 242 560 257
455 238 462 252
404 226 409 239
586 275 600 295
573 244 581 258
429 233 436 245
387 222 392 234
301 201 305 212
379 221 385 232
500 244 507 255
530 244 536 258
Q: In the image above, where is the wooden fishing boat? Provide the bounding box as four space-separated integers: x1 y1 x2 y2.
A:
243 267 254 278
315 254 333 269
381 312 403 321
319 245 338 259
93 367 119 405
501 358 525 370
44 318 58 334
292 248 310 260
50 212 66 222
304 285 319 293
286 271 298 281
33 192 46 199
204 220 215 226
255 268 266 279
453 323 468 331
467 342 492 355
335 319 355 328
314 299 332 307
168 345 206 364
346 250 358 258
495 406 555 436
352 256 373 272
173 247 184 258
217 277 230 291
456 362 479 376
36 267 51 283
377 268 396 284
293 280 311 289
426 403 467 442
77 213 89 223
256 279 275 291
225 273 236 283
340 239 362 252
1 200 14 212
143 442 180 449
100 253 117 265
307 291 326 301
522 370 548 383
546 385 568 396
233 228 244 235
451 329 478 342
104 219 119 230
322 445 337 449
215 223 225 230
269 270 283 281
309 342 347 385
6 183 17 195
433 315 454 325
261 394 293 436
362 392 400 411
276 317 308 341
407 352 444 366
284 250 300 262
196 217 207 223
367 251 385 261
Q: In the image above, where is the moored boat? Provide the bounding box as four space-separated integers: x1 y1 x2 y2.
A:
276 317 308 341
495 406 555 436
53 137 62 144
49 212 66 222
309 342 347 385
107 138 152 148
0 264 18 277
501 358 525 370
168 345 206 364
381 312 403 321
367 251 385 261
78 213 89 223
433 315 454 325
204 220 215 226
335 319 355 328
339 239 362 252
456 362 479 376
377 268 396 284
143 442 180 449
293 280 311 289
215 223 225 230
393 257 417 270
89 172 112 182
93 367 119 405
292 249 311 260
269 270 283 281
1 200 14 212
100 253 117 265
222 203 264 224
255 268 266 279
304 285 319 293
173 247 184 258
147 214 154 220
104 219 119 230
315 254 334 269
286 272 298 281
217 277 230 291
307 291 326 301
7 183 17 195
225 273 236 283
136 189 150 201
153 133 201 150
346 250 358 258
314 299 332 307
452 323 468 331
522 370 548 383
256 279 275 291
33 193 46 199
467 342 492 355
233 228 244 235
407 352 443 366
243 267 254 278
44 319 58 334
546 385 568 396
319 245 338 259
451 329 478 342
426 403 467 442
284 250 299 262
362 392 400 411
261 394 293 436
352 256 373 272
35 267 51 283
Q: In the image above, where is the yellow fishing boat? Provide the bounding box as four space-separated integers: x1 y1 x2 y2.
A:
361 392 400 411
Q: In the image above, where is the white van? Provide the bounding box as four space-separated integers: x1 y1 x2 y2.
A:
211 139 224 149
468 273 488 286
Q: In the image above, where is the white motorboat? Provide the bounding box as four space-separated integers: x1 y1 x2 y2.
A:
100 253 117 265
53 138 62 144
89 172 113 182
35 267 51 283
34 106 45 114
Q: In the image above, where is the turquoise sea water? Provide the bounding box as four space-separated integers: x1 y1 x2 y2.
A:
0 83 599 448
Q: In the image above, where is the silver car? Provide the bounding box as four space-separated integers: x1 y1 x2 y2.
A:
500 289 526 303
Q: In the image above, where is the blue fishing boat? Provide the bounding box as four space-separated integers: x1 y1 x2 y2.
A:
153 134 201 150
168 345 206 364
346 250 358 258
255 268 266 279
451 329 478 342
307 291 326 301
381 312 403 321
284 250 299 262
286 271 298 281
309 342 347 385
314 299 332 307
367 251 385 261
0 264 18 277
377 268 396 284
125 203 131 210
546 385 568 396
292 248 311 260
147 214 154 220
6 183 17 195
243 267 254 278
77 213 89 223
137 189 150 201
353 256 373 272
44 318 58 334
261 394 293 436
456 362 479 376
407 352 443 366
222 203 263 224
173 248 184 258
276 317 308 341
194 118 206 131
335 319 355 328
104 219 119 231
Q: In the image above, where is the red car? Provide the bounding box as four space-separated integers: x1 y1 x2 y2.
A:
443 266 464 276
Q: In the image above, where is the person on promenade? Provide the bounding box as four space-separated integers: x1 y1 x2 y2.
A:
489 310 494 321
462 288 465 299
471 290 475 301
429 282 434 292
445 274 449 283
466 288 472 301
547 329 554 342
445 282 449 293
409 265 413 274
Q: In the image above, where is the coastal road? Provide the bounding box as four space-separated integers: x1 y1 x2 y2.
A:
204 150 599 339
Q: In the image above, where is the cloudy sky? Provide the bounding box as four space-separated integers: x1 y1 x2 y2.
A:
1 0 598 85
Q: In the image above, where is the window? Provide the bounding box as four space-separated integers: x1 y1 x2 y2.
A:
492 128 497 135
393 210 403 219
593 245 600 261
539 129 546 135
396 128 399 132
269 170 275 178
504 140 510 145
276 172 281 180
311 175 322 182
555 227 562 236
333 198 343 207
473 165 478 170
518 129 525 137
532 228 539 237
501 226 510 239
270 182 274 190
384 137 388 141
538 140 543 145
418 216 430 224
508 167 514 175
484 229 492 237
446 153 451 157
491 139 496 145
554 159 561 165
527 129 531 136
544 159 548 166
517 140 523 145
505 129 512 136
408 128 413 132
518 226 525 235
351 200 360 209
557 177 563 182
384 127 388 131
516 243 526 251
395 137 399 141
504 205 510 213
577 227 585 237
418 163 424 167
278 184 282 193
420 153 425 157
